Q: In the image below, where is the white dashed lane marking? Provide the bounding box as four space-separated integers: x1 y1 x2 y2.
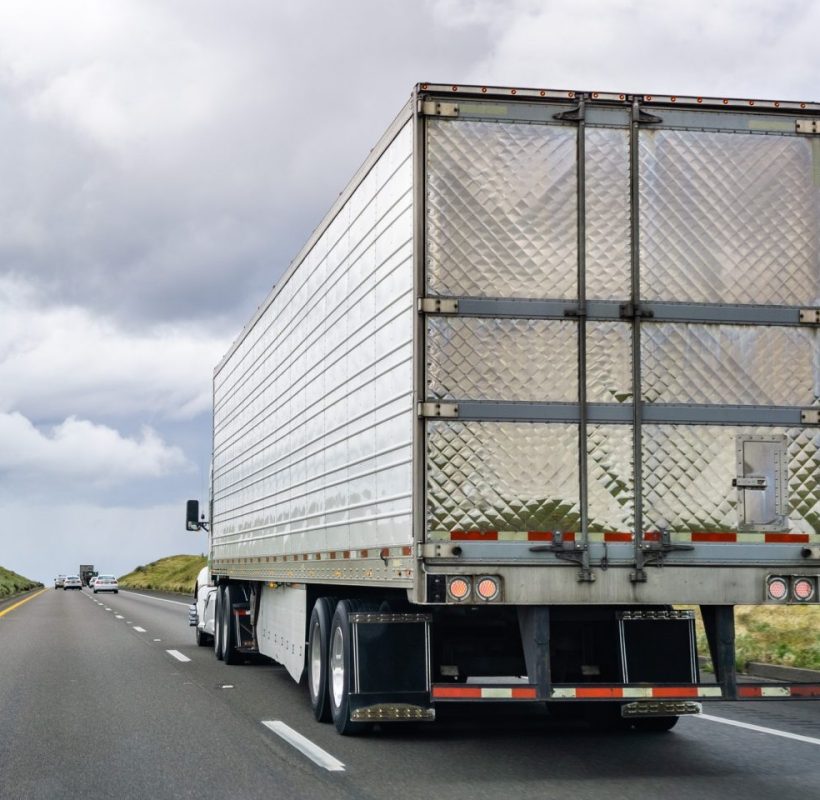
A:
133 626 147 633
166 650 191 663
262 721 345 772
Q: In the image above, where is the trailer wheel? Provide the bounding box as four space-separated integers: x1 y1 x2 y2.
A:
632 715 679 732
308 596 337 723
222 584 240 665
328 600 376 736
213 586 224 661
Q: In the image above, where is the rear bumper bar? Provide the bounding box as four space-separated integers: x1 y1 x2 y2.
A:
430 682 820 701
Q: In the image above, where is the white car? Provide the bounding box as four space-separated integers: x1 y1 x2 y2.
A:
88 576 97 590
190 566 216 647
93 575 118 594
63 575 82 590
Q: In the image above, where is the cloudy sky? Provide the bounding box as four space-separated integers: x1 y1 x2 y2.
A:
2 0 819 583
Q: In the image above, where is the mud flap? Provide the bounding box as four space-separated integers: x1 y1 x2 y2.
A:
347 612 435 722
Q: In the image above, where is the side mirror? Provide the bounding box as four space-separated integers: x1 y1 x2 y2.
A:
186 500 201 531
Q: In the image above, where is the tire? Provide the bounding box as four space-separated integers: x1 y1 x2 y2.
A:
213 585 224 661
328 600 377 735
221 584 240 665
93 590 97 594
195 624 212 647
307 597 337 722
584 702 632 731
632 715 679 732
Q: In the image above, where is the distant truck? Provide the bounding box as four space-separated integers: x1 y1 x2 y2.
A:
187 83 820 735
79 565 96 587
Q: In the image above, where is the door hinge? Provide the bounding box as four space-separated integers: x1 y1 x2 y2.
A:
418 402 459 418
801 409 820 425
799 308 820 324
418 297 459 314
795 119 820 135
419 100 459 118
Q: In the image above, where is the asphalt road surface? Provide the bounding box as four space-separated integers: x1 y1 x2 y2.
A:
1 588 818 800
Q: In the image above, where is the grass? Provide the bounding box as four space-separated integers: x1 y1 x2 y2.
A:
118 554 206 595
733 605 820 671
0 566 43 598
685 605 820 672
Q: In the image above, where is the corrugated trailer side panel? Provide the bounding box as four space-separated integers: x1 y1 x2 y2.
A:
211 120 416 581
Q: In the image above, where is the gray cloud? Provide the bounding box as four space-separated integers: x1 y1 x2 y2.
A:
1 0 817 580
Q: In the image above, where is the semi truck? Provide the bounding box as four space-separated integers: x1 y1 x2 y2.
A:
187 83 820 735
79 565 95 587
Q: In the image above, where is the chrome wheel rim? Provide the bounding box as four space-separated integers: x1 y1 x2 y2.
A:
309 621 322 699
330 626 344 708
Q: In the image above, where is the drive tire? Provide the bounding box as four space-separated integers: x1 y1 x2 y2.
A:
632 715 679 732
222 584 240 665
307 596 337 722
214 585 224 661
328 600 377 736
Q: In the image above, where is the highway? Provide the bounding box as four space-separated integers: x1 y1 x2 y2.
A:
0 588 818 800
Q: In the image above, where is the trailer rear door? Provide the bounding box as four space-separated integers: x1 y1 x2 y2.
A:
419 91 819 579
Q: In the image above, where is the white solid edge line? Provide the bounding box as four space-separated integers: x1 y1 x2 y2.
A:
133 626 146 633
166 649 191 663
262 721 345 772
120 590 191 607
694 713 820 746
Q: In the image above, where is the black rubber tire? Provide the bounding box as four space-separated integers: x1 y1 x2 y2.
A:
632 715 679 732
222 584 240 665
307 597 337 722
328 600 377 736
584 702 632 731
195 624 212 647
213 585 224 661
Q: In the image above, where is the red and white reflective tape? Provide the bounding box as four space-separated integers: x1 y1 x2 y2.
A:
739 685 820 698
428 530 817 544
551 686 723 699
432 685 537 700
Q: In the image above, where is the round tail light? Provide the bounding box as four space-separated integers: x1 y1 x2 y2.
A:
447 577 471 601
767 576 789 602
475 576 500 601
793 578 816 602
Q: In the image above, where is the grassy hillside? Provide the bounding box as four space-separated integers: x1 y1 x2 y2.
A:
733 605 820 670
686 605 820 671
0 566 43 598
119 555 206 595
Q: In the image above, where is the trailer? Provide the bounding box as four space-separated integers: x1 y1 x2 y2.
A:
79 565 95 587
187 83 820 735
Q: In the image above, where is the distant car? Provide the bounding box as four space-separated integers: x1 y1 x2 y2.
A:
54 575 66 589
88 576 97 590
93 575 118 594
63 575 82 590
